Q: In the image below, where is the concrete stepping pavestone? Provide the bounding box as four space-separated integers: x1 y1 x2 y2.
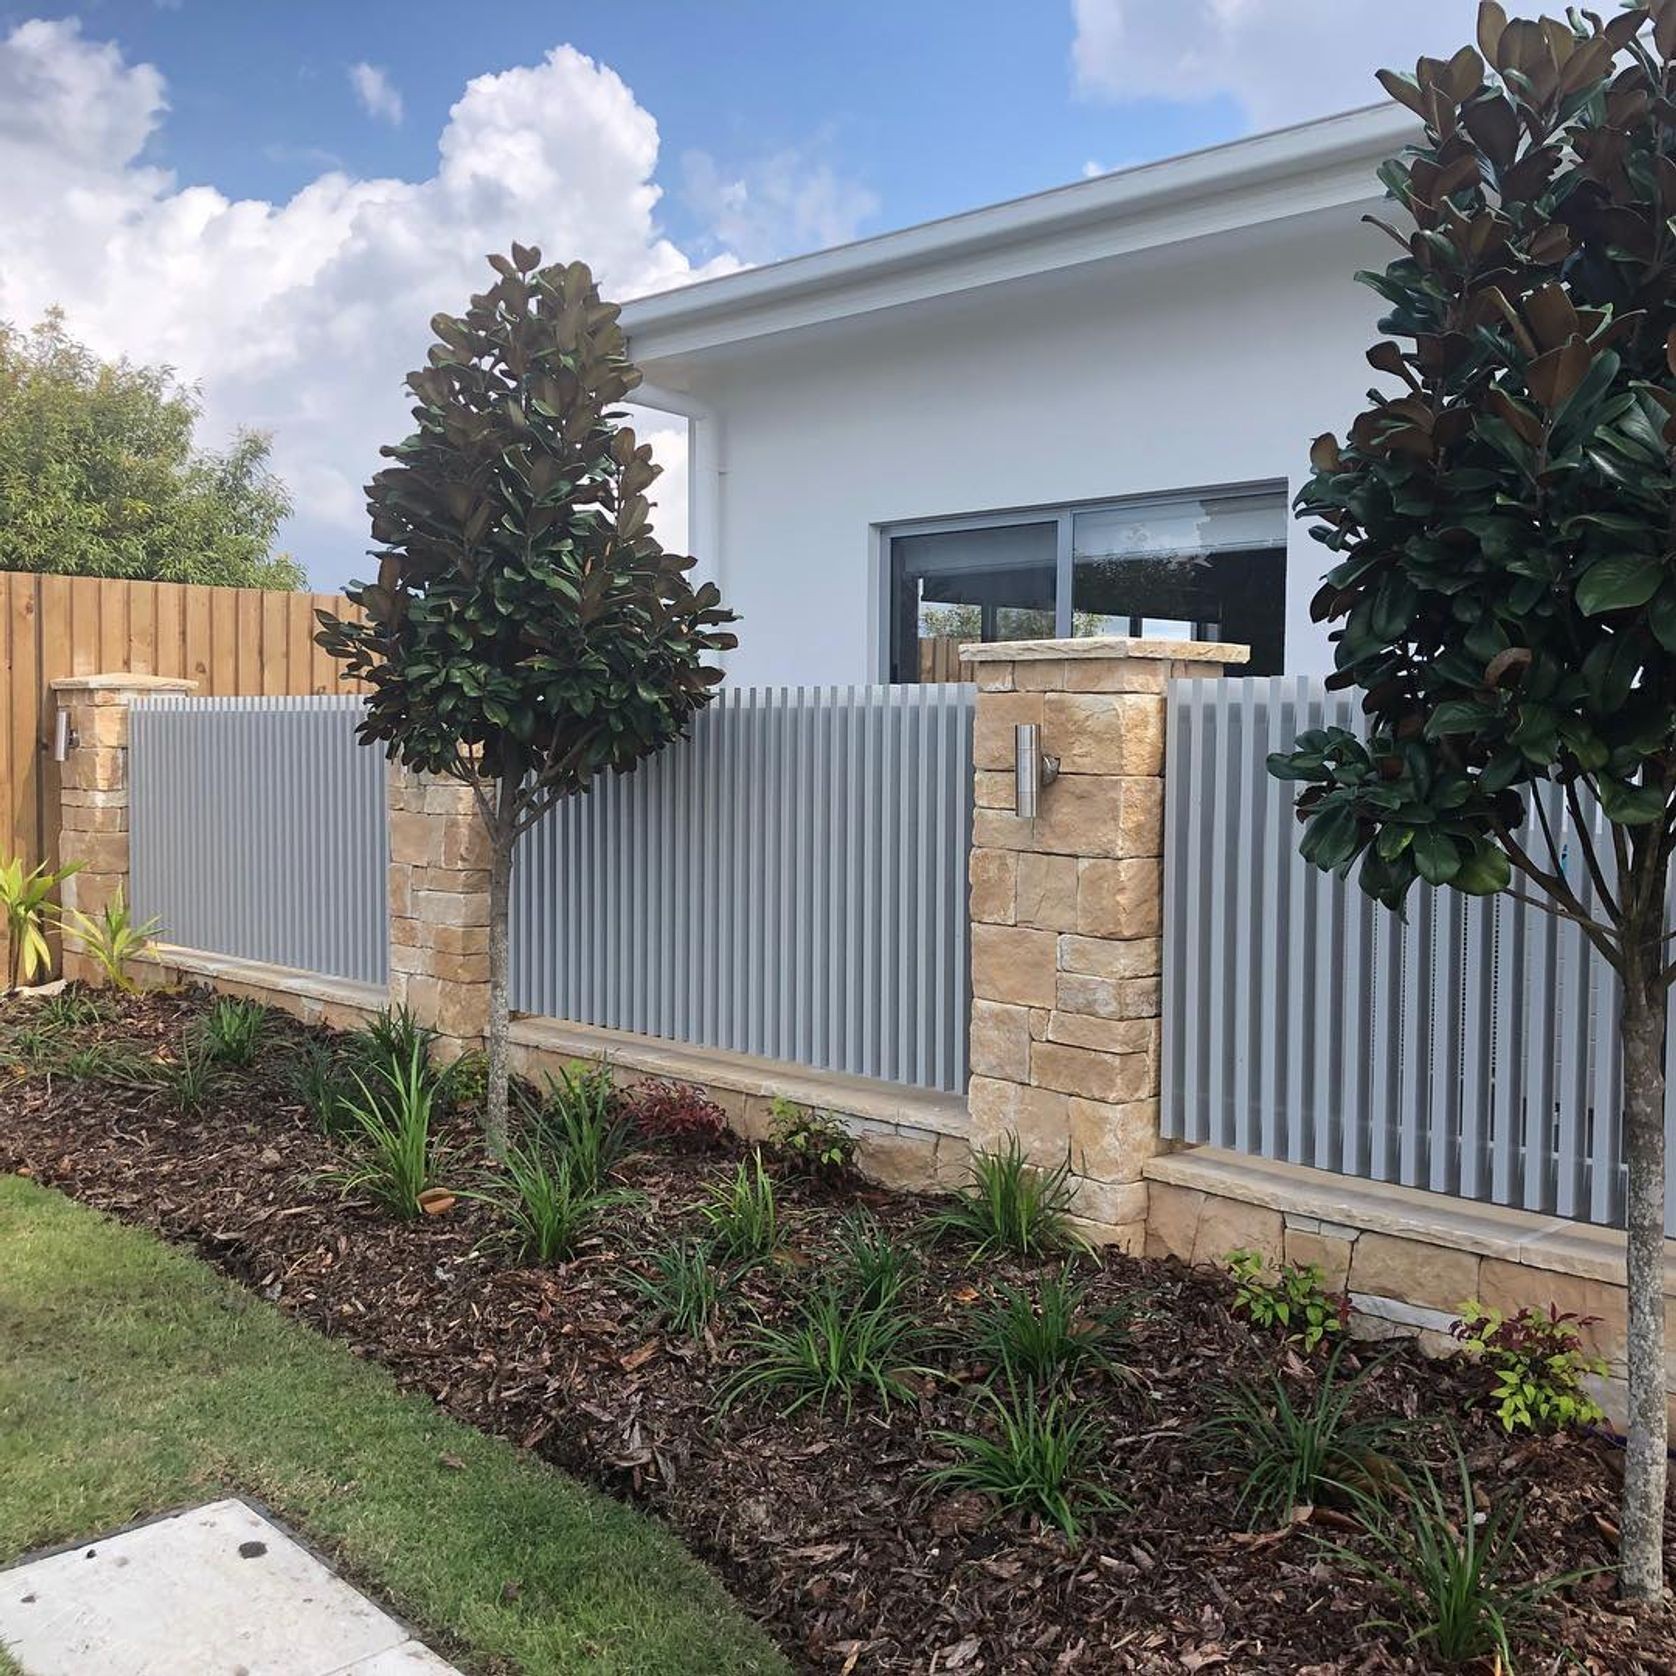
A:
0 1498 461 1676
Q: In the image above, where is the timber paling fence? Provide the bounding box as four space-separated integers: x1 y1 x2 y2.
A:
130 695 388 986
509 684 977 1095
0 571 361 901
1163 673 1676 1234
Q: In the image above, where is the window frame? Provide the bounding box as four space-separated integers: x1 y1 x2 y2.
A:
878 478 1288 680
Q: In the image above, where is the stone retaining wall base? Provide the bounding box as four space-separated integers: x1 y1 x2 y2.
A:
1146 1153 1676 1428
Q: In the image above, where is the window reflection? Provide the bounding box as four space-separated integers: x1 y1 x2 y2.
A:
887 487 1287 683
890 521 1056 683
1072 490 1285 674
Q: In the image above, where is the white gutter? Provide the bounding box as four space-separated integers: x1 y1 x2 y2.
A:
633 383 723 588
622 102 1417 363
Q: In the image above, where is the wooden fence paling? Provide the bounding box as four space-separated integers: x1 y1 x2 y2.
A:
917 636 975 684
0 574 364 937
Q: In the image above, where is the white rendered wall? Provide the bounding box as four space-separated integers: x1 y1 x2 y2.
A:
662 212 1393 687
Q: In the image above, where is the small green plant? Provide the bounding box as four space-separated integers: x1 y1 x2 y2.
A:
1226 1249 1348 1352
924 1138 1083 1259
1199 1346 1397 1529
199 996 266 1067
966 1267 1132 1387
0 854 79 990
61 889 160 992
33 989 116 1031
527 1062 635 1191
3 1023 57 1068
835 1209 917 1308
466 1144 631 1264
927 1380 1121 1541
326 1042 445 1219
1451 1301 1607 1435
153 1039 218 1114
55 1041 131 1081
287 1041 355 1137
440 1048 489 1114
698 1150 779 1263
724 1284 931 1416
348 1005 436 1073
627 1238 724 1337
1328 1448 1586 1667
4 992 116 1069
767 1097 855 1181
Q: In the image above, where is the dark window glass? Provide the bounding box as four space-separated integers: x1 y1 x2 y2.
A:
890 521 1056 683
1071 490 1286 675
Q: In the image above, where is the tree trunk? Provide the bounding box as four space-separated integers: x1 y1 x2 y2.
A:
483 812 515 1159
1620 982 1669 1600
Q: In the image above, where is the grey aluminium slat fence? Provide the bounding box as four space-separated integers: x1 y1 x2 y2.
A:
1162 673 1676 1233
130 695 389 985
511 683 975 1094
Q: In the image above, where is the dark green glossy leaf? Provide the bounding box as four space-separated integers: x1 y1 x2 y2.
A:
1575 556 1662 615
1596 776 1666 825
1410 828 1462 886
1453 842 1511 894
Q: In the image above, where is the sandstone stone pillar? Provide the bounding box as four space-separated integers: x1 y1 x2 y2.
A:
386 766 492 1055
963 636 1247 1249
51 674 196 982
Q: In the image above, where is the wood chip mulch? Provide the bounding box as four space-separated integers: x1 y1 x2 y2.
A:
2 986 1674 1674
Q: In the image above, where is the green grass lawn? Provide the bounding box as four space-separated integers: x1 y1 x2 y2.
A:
0 1174 785 1675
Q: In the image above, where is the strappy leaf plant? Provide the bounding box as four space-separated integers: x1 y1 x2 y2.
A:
326 1041 447 1219
0 855 79 991
61 889 160 992
924 1137 1084 1260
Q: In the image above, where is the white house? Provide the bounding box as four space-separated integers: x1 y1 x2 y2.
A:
622 102 1421 687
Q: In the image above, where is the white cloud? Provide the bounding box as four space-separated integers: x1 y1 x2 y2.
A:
0 16 165 168
349 61 403 125
1081 156 1141 180
1071 0 1550 129
681 144 878 264
263 141 346 172
0 19 771 584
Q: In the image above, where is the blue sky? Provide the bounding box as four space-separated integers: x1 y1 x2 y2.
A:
28 2 1248 253
0 1 1500 586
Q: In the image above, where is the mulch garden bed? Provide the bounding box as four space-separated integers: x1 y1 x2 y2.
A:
2 984 1674 1674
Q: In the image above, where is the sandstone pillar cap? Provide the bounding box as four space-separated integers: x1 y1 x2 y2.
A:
957 636 1249 665
51 673 198 693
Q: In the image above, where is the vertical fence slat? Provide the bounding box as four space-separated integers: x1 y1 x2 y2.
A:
1180 682 1210 1143
1160 675 1189 1141
1459 897 1492 1201
1260 682 1291 1157
1428 889 1464 1197
1204 681 1230 1150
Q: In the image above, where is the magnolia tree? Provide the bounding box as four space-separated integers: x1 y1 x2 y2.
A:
319 247 737 1146
1273 1 1676 1596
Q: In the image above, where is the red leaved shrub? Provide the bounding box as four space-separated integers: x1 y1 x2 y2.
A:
626 1078 728 1147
